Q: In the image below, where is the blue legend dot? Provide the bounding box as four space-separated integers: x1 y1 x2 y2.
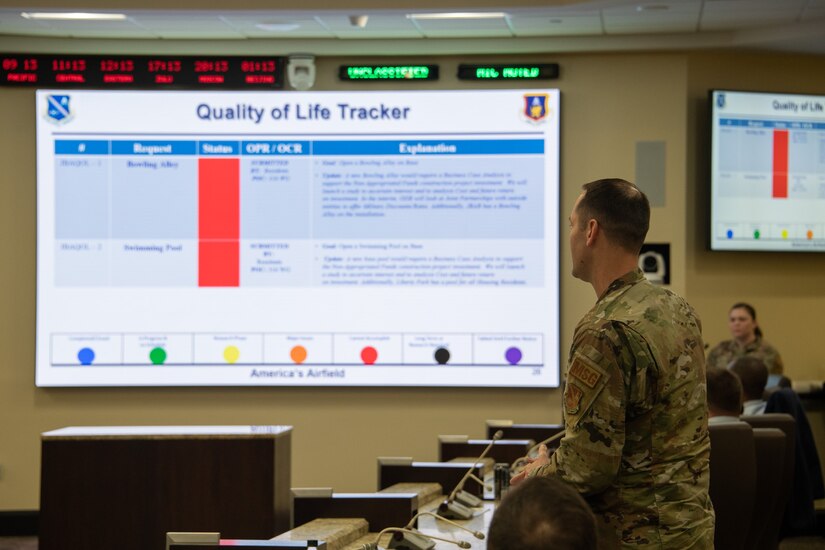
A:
505 347 523 365
78 347 95 365
726 229 733 239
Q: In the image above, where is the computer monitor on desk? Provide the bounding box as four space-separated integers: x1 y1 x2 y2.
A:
485 420 564 450
438 435 533 465
291 488 419 530
378 458 486 498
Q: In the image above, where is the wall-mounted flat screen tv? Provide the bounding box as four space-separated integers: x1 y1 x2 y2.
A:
35 89 560 388
710 90 825 252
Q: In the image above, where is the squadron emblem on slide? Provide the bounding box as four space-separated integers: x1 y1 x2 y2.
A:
523 93 550 123
46 94 74 125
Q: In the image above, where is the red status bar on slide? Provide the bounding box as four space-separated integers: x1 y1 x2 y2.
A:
0 54 285 88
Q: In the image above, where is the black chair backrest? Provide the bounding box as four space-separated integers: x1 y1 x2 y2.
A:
747 428 786 550
708 421 756 550
741 413 796 543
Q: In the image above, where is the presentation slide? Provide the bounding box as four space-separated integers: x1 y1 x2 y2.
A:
36 89 560 387
711 90 825 252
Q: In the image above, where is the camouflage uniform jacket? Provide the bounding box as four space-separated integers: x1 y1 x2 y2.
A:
706 336 784 374
532 269 715 549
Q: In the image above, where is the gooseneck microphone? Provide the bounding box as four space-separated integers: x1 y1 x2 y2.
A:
405 511 485 540
359 527 472 550
439 430 503 519
509 430 565 473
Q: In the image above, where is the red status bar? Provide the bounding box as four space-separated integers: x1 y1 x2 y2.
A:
0 54 285 89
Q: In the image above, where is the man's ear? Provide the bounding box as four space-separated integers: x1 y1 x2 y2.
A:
585 219 599 246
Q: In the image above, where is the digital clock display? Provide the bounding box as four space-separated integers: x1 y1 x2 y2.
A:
457 63 560 81
0 54 285 89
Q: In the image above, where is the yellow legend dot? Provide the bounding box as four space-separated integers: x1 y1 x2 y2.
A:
223 346 240 364
290 345 308 364
781 229 789 239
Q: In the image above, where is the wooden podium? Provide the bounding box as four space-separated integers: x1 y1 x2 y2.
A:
39 425 292 550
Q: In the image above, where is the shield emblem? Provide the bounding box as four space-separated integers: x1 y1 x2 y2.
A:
524 94 549 122
716 93 726 109
47 95 71 123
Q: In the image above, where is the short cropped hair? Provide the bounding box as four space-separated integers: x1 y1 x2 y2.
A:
730 356 769 401
577 178 650 254
706 366 743 415
487 476 597 550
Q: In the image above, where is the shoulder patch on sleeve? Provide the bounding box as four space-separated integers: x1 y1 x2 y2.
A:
564 346 612 428
569 358 603 388
565 383 584 414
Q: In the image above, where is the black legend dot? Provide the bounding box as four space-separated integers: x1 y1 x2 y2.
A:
434 347 450 365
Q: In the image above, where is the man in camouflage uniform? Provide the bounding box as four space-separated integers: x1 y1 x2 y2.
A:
512 179 715 549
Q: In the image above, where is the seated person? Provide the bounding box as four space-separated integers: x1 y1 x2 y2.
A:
765 388 825 535
487 476 596 550
707 302 784 374
730 356 769 415
706 366 743 424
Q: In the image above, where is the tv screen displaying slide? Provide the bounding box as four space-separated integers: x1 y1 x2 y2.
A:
710 89 825 252
35 89 560 387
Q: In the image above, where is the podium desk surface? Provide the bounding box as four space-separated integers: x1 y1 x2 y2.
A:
41 425 292 439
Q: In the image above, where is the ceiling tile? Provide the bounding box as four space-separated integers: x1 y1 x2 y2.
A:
509 12 603 36
603 1 701 34
317 13 423 38
411 16 513 38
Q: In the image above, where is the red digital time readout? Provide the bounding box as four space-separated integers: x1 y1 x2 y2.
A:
52 58 87 83
147 59 182 73
194 60 229 73
0 54 284 88
100 59 135 83
194 59 229 84
240 60 277 73
2 57 39 82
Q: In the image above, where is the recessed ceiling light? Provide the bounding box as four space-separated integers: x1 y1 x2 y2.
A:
21 12 127 21
255 22 301 32
406 12 508 21
636 4 670 11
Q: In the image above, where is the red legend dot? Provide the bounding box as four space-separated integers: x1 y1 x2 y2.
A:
361 346 378 365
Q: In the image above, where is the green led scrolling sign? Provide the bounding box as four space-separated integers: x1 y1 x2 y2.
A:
339 65 439 81
457 63 559 81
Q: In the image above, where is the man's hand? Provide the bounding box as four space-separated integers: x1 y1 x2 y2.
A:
510 444 550 486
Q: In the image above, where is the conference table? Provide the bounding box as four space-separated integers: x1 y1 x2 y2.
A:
39 425 292 550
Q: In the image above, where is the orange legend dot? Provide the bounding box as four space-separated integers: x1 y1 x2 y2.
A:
807 230 814 240
361 346 378 365
290 345 307 364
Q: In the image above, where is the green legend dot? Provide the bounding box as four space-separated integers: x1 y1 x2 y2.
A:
149 347 167 365
754 230 761 239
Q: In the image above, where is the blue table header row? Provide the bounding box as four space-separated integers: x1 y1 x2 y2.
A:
54 139 544 156
719 118 825 130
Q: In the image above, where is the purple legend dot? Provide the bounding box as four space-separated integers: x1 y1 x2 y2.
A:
505 347 522 365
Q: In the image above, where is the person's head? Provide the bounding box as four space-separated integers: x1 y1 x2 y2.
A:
569 179 650 280
706 366 743 417
487 476 597 550
728 302 763 341
729 356 769 402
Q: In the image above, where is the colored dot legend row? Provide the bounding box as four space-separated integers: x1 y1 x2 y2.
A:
55 332 543 368
77 344 527 366
724 228 816 240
